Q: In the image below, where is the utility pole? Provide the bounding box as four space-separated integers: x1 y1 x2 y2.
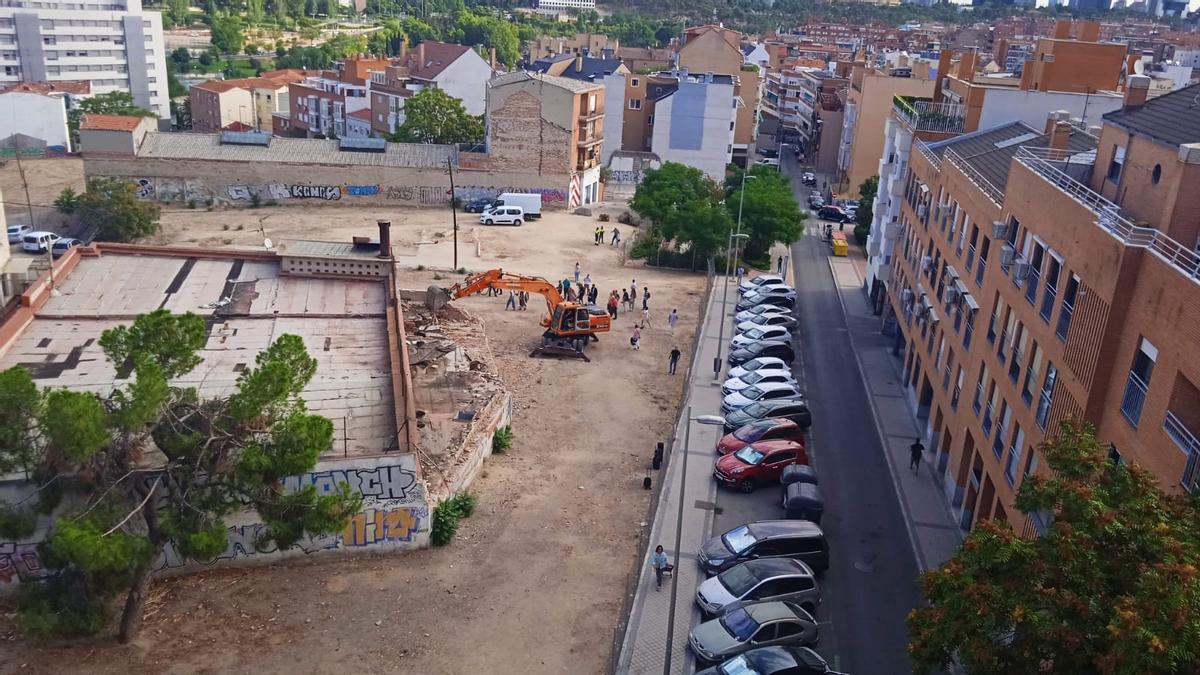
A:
446 156 458 270
12 132 55 292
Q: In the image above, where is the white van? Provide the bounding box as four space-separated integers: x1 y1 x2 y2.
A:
22 231 60 253
481 206 525 226
487 193 542 219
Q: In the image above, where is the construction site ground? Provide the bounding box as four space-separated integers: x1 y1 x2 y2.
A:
0 173 705 675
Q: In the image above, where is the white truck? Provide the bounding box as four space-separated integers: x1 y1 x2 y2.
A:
486 192 542 219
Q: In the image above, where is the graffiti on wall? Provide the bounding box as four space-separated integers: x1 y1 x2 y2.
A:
609 170 646 184
448 186 568 204
0 542 48 586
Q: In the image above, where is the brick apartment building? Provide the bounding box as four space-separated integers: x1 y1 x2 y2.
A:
366 41 494 136
283 56 390 138
876 80 1200 535
189 70 310 134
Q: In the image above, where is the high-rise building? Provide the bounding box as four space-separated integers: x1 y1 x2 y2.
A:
0 0 169 118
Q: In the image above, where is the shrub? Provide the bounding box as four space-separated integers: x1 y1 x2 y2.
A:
617 211 634 225
598 213 610 222
629 231 663 260
250 193 262 208
492 425 513 454
187 199 197 209
430 492 476 546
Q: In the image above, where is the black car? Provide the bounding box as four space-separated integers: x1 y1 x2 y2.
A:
816 206 851 223
696 646 839 675
729 340 795 368
462 198 493 213
735 294 796 313
698 520 829 575
723 399 811 434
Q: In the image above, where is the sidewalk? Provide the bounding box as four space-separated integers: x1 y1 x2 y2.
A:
828 246 963 571
616 282 730 675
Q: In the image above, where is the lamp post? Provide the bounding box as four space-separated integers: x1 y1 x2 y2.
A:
713 172 755 380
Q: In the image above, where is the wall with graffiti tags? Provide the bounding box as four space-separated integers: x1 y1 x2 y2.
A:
0 454 430 592
83 156 572 209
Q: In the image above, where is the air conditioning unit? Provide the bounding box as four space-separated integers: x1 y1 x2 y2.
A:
944 288 959 304
991 220 1009 239
1013 261 1033 281
921 255 932 271
901 288 914 305
1000 243 1016 266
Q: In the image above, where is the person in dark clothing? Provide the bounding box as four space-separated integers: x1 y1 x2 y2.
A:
589 285 599 305
642 286 650 310
621 289 630 311
909 438 925 475
669 346 682 375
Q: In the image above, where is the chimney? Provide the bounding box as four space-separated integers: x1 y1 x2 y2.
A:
1124 74 1150 110
489 47 496 71
399 40 407 62
1053 20 1071 39
1043 109 1070 134
417 43 426 67
575 53 584 73
377 220 392 259
1049 121 1072 153
958 49 977 78
1078 20 1099 43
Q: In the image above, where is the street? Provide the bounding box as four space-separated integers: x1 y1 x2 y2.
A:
707 151 921 674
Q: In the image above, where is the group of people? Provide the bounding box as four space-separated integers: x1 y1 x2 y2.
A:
504 290 530 311
593 226 621 246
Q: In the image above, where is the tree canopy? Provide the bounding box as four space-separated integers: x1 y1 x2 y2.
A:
854 175 878 247
908 421 1200 675
630 162 733 261
386 86 484 145
0 310 360 642
724 165 805 264
210 14 246 54
77 177 162 243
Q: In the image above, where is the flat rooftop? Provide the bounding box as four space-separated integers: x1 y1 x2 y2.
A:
0 252 397 458
134 132 457 169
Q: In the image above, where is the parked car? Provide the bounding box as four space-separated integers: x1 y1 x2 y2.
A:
51 238 83 258
735 305 793 324
699 520 829 575
739 280 792 298
801 172 817 186
739 274 786 294
487 192 542 219
696 559 820 617
817 206 851 223
731 326 795 349
481 206 525 226
713 440 808 492
807 194 824 209
735 291 796 313
727 356 790 380
722 370 798 396
22 231 60 254
722 399 811 434
758 147 779 158
688 601 818 666
695 646 840 675
7 224 32 244
722 382 803 415
736 313 797 333
462 198 493 213
728 341 795 368
717 419 805 455
756 158 780 169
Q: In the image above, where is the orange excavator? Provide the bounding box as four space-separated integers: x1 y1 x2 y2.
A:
428 268 612 361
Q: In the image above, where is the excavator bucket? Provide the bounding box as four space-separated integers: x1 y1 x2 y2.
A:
425 285 453 311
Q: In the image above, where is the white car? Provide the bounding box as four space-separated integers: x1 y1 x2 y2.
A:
736 313 796 334
21 231 60 253
722 370 799 396
481 205 524 226
738 274 785 294
731 325 795 349
727 357 790 380
7 224 32 243
735 304 792 324
722 382 804 414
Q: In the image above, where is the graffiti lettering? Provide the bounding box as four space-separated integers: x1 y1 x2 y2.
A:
0 542 47 586
609 170 645 184
227 183 257 201
134 177 155 199
282 464 416 500
289 184 342 200
343 507 422 547
344 185 380 197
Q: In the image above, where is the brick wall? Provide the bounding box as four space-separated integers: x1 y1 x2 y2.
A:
486 89 572 176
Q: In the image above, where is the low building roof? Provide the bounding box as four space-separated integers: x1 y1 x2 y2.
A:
927 120 1098 195
347 108 373 121
135 132 456 168
489 70 600 93
407 41 473 81
0 80 91 96
1103 82 1200 148
81 114 150 131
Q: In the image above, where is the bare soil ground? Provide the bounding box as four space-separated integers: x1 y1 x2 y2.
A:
0 202 704 675
0 157 84 233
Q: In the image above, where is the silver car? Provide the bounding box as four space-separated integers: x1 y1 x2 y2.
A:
731 326 795 349
722 370 799 396
696 559 820 618
735 304 792 324
688 601 818 666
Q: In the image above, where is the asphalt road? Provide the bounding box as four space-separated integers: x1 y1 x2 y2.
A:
707 154 921 675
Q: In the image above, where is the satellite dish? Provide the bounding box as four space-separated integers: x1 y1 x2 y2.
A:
262 238 273 250
1133 59 1145 75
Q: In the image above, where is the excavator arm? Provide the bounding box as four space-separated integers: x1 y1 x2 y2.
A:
441 268 565 315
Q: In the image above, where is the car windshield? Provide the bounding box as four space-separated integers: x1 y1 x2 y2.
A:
743 371 766 385
722 525 758 554
720 607 760 642
746 328 765 339
741 386 764 400
718 563 763 598
742 402 770 417
718 655 757 675
733 445 765 465
732 423 768 442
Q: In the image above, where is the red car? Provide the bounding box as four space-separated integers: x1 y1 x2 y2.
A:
716 418 806 456
713 440 808 493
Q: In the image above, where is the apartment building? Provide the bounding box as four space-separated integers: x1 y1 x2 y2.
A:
678 25 761 167
525 52 628 166
365 42 494 136
0 80 87 150
534 0 594 15
761 67 847 157
528 32 618 60
0 0 168 118
189 70 309 134
1018 20 1126 94
649 70 736 179
876 81 1200 536
615 46 673 72
285 56 388 138
613 70 678 156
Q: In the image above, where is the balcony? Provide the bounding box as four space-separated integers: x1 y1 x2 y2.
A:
1120 371 1149 427
1165 411 1200 493
578 109 604 122
893 95 966 134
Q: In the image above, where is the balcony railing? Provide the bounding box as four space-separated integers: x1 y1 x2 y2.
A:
945 148 1004 207
1165 411 1200 493
893 95 966 134
1015 147 1200 286
1120 371 1149 427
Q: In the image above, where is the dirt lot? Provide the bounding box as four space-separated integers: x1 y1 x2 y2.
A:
0 157 84 233
0 202 705 675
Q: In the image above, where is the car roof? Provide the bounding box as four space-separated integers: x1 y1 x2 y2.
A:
748 439 804 451
747 519 824 539
744 646 823 672
24 230 56 237
744 600 807 623
744 557 813 578
759 398 805 409
754 382 801 393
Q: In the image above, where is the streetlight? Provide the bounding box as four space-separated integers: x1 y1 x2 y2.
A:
662 406 727 675
713 172 755 380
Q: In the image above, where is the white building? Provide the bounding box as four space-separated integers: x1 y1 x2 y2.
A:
0 0 169 119
534 0 596 15
0 80 85 151
650 70 736 179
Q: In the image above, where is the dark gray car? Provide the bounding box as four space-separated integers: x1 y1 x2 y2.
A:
696 558 821 617
688 601 818 666
698 520 829 575
695 646 840 675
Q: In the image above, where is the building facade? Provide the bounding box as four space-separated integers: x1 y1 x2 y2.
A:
0 80 86 150
189 71 307 134
678 25 761 167
0 0 168 118
650 71 736 179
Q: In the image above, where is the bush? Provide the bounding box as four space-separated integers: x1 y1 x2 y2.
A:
598 213 610 222
492 425 513 454
617 211 634 225
430 492 476 546
54 187 80 215
853 221 870 246
629 231 663 260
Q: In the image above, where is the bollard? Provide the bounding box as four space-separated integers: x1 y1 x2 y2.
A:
652 442 664 470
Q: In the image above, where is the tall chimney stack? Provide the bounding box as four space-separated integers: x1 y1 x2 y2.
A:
399 40 407 62
489 46 497 71
417 42 426 67
1124 74 1151 111
377 220 392 259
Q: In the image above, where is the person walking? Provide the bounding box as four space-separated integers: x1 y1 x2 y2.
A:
583 273 592 288
652 545 670 590
642 287 651 310
607 292 618 319
668 308 678 335
505 291 516 311
519 291 528 311
777 256 784 274
574 262 581 283
668 345 682 375
736 265 745 282
631 324 641 350
641 306 651 328
630 279 638 303
621 289 630 312
611 228 620 246
589 285 599 305
909 438 925 475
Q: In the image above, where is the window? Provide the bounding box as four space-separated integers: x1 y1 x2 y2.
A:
1057 274 1078 341
1008 322 1027 383
1022 343 1042 406
963 309 975 349
997 307 1014 364
1121 338 1157 427
992 401 1010 458
630 78 639 87
628 98 641 110
1036 363 1057 429
972 366 987 415
1004 424 1025 485
1107 144 1125 182
986 293 1003 345
952 366 964 410
647 114 654 125
1040 256 1061 322
1152 164 1162 184
1024 241 1044 304
976 237 990 286
982 381 997 434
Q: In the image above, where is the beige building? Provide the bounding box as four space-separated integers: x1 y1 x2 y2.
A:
838 56 937 197
189 71 309 134
678 25 762 167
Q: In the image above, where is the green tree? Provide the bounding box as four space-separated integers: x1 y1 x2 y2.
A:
725 165 804 264
53 187 80 215
170 46 192 72
386 86 483 145
66 91 155 146
0 311 360 642
908 420 1200 675
630 162 733 260
166 0 191 27
210 14 245 54
76 178 162 242
854 175 878 247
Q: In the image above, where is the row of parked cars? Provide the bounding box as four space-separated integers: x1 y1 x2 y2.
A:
6 224 84 257
685 275 844 674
